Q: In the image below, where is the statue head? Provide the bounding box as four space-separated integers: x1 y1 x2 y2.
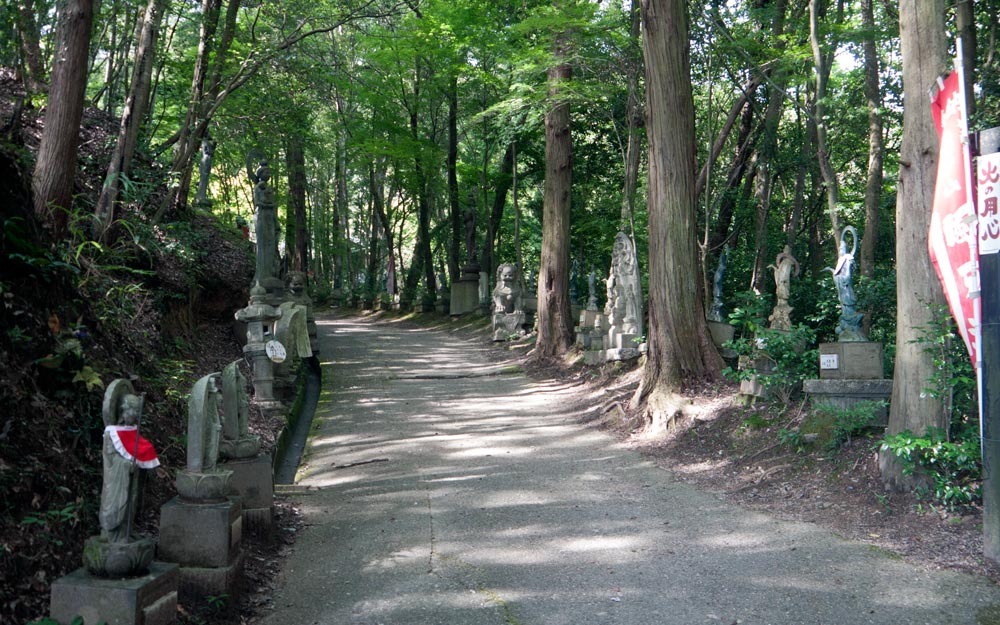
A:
118 394 143 426
496 263 517 286
255 160 271 185
287 271 307 295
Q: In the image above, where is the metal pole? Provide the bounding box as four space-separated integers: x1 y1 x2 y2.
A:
979 126 1000 563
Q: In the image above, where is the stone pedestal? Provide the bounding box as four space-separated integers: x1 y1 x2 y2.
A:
50 561 178 625
158 497 242 604
450 279 480 315
222 453 274 537
803 378 892 425
818 342 884 379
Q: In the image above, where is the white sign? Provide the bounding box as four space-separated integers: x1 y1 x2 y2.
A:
265 340 287 363
979 152 1000 255
819 354 839 370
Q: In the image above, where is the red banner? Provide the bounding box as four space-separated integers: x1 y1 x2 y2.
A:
928 70 980 369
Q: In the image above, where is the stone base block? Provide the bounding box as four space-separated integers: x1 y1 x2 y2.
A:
177 551 245 608
222 453 273 511
739 375 767 399
818 342 884 379
159 497 242 568
582 347 641 365
579 310 603 327
450 280 480 315
803 378 892 425
612 333 637 349
50 561 178 625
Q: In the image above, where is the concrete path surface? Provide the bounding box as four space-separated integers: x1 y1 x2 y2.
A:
257 312 1000 625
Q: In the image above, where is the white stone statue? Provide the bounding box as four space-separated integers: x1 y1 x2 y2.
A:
768 245 800 331
605 232 643 338
492 263 526 341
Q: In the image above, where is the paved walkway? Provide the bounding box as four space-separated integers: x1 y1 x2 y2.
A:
258 312 1000 625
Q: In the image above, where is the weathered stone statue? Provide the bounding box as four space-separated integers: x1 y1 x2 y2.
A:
492 262 526 341
251 158 284 302
287 270 318 352
829 226 865 341
83 379 159 577
708 244 729 322
195 137 215 207
586 268 599 311
604 232 643 338
219 360 260 459
768 245 800 331
175 373 233 501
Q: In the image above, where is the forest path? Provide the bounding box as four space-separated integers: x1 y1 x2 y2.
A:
256 311 1000 625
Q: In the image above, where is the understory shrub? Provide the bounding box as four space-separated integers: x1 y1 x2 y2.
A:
880 428 981 510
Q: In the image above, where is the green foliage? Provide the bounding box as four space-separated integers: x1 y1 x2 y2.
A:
802 400 884 452
911 303 977 425
723 324 817 403
880 428 982 511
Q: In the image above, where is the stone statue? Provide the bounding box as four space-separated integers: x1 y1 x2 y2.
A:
175 373 233 501
604 232 643 338
252 159 279 291
195 137 216 207
492 262 526 341
83 379 159 577
708 244 729 322
768 245 800 331
287 270 318 351
828 225 865 341
586 268 598 311
219 360 260 459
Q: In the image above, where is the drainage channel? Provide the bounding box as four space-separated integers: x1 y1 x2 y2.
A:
273 357 321 484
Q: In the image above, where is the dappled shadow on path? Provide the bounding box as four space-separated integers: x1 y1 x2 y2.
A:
261 313 1000 625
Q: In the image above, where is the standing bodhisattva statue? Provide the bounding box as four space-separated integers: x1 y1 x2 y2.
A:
828 225 865 341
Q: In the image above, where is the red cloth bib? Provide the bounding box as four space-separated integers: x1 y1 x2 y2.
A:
106 425 160 469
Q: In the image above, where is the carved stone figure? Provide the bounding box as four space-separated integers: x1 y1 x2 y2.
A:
708 244 729 322
768 245 800 331
828 226 865 341
252 158 283 301
586 269 599 311
219 360 260 459
83 379 159 577
175 373 233 501
492 263 526 341
604 232 643 338
287 270 318 351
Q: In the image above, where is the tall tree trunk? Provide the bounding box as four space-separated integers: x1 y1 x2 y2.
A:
154 0 222 220
620 0 643 235
447 70 461 282
535 33 575 358
371 162 395 296
637 0 723 430
879 0 948 490
809 0 842 240
749 0 787 294
487 142 515 270
401 66 435 310
286 133 308 273
32 0 94 240
94 0 165 233
15 0 47 95
858 0 884 281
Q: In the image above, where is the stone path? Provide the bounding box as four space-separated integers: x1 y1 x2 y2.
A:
257 312 1000 625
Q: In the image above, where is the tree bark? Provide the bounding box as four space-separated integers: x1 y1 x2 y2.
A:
447 70 461 282
749 0 787 294
809 0 842 241
286 133 309 273
15 0 47 95
956 0 976 119
858 0 883 281
32 0 94 240
636 0 723 430
620 0 643 234
535 32 575 358
880 0 948 490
